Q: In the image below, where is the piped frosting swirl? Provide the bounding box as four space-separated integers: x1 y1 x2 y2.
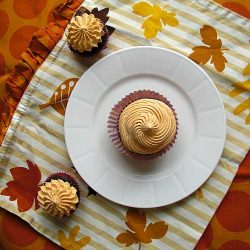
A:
37 179 79 217
67 13 104 52
118 99 176 154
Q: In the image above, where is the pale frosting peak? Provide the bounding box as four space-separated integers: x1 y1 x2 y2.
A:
119 99 176 154
37 179 79 217
67 13 104 52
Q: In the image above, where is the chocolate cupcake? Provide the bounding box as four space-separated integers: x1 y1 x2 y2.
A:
66 7 113 56
37 172 80 217
108 90 178 160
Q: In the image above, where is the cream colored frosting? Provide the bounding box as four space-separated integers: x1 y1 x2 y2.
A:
67 13 104 52
37 179 79 217
119 99 176 154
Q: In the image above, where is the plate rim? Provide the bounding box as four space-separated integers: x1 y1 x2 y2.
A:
64 46 227 208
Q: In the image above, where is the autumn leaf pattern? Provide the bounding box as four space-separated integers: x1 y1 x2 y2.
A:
116 208 168 249
132 2 179 39
39 78 79 116
1 160 41 212
189 25 228 72
196 189 204 201
58 226 91 250
229 62 250 124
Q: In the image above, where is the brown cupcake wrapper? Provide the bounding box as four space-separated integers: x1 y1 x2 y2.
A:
107 90 178 160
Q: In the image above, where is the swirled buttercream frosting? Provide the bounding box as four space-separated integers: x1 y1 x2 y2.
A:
37 179 79 217
67 13 104 52
119 99 176 154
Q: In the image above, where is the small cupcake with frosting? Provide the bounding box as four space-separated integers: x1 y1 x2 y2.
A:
108 90 178 160
37 173 80 217
66 7 112 56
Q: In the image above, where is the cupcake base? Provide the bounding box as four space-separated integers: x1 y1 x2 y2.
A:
107 90 178 160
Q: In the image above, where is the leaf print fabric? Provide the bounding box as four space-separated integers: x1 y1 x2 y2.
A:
39 78 79 116
116 208 168 248
229 62 250 124
1 160 41 212
58 226 91 250
189 25 228 72
132 2 179 39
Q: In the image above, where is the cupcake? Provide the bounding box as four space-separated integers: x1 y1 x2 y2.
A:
108 90 178 160
66 7 113 56
37 173 80 217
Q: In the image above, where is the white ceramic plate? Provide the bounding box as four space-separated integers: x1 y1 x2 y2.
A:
64 46 226 208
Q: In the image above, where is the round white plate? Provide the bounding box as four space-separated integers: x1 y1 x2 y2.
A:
64 46 226 208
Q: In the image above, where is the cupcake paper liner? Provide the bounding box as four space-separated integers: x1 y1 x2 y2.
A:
107 90 178 160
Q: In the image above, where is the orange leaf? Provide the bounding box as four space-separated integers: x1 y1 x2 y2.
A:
1 160 41 212
58 225 91 250
189 25 228 72
126 208 146 233
189 46 212 65
145 221 168 239
39 78 79 116
116 231 137 247
233 97 250 124
116 208 168 248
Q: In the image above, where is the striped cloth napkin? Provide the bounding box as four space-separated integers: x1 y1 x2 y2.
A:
0 0 249 249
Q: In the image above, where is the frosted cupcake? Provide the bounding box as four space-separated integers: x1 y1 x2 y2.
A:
108 90 178 160
66 7 112 56
37 173 80 217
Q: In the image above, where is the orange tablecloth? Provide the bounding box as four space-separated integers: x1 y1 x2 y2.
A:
0 0 249 249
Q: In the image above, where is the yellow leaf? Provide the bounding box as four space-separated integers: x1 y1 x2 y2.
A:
233 97 250 117
58 226 91 250
39 78 79 116
132 1 178 39
229 80 250 97
243 63 250 76
142 17 162 39
161 12 178 27
188 25 228 72
132 2 153 17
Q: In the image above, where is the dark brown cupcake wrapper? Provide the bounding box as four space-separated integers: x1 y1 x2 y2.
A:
107 90 178 160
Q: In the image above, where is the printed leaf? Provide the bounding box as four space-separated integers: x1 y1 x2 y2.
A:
229 80 250 97
1 160 41 212
58 226 91 250
188 25 228 72
132 2 178 39
233 97 250 124
145 221 168 239
116 231 137 247
116 208 168 248
229 59 250 124
196 189 204 200
39 78 79 116
243 63 250 76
